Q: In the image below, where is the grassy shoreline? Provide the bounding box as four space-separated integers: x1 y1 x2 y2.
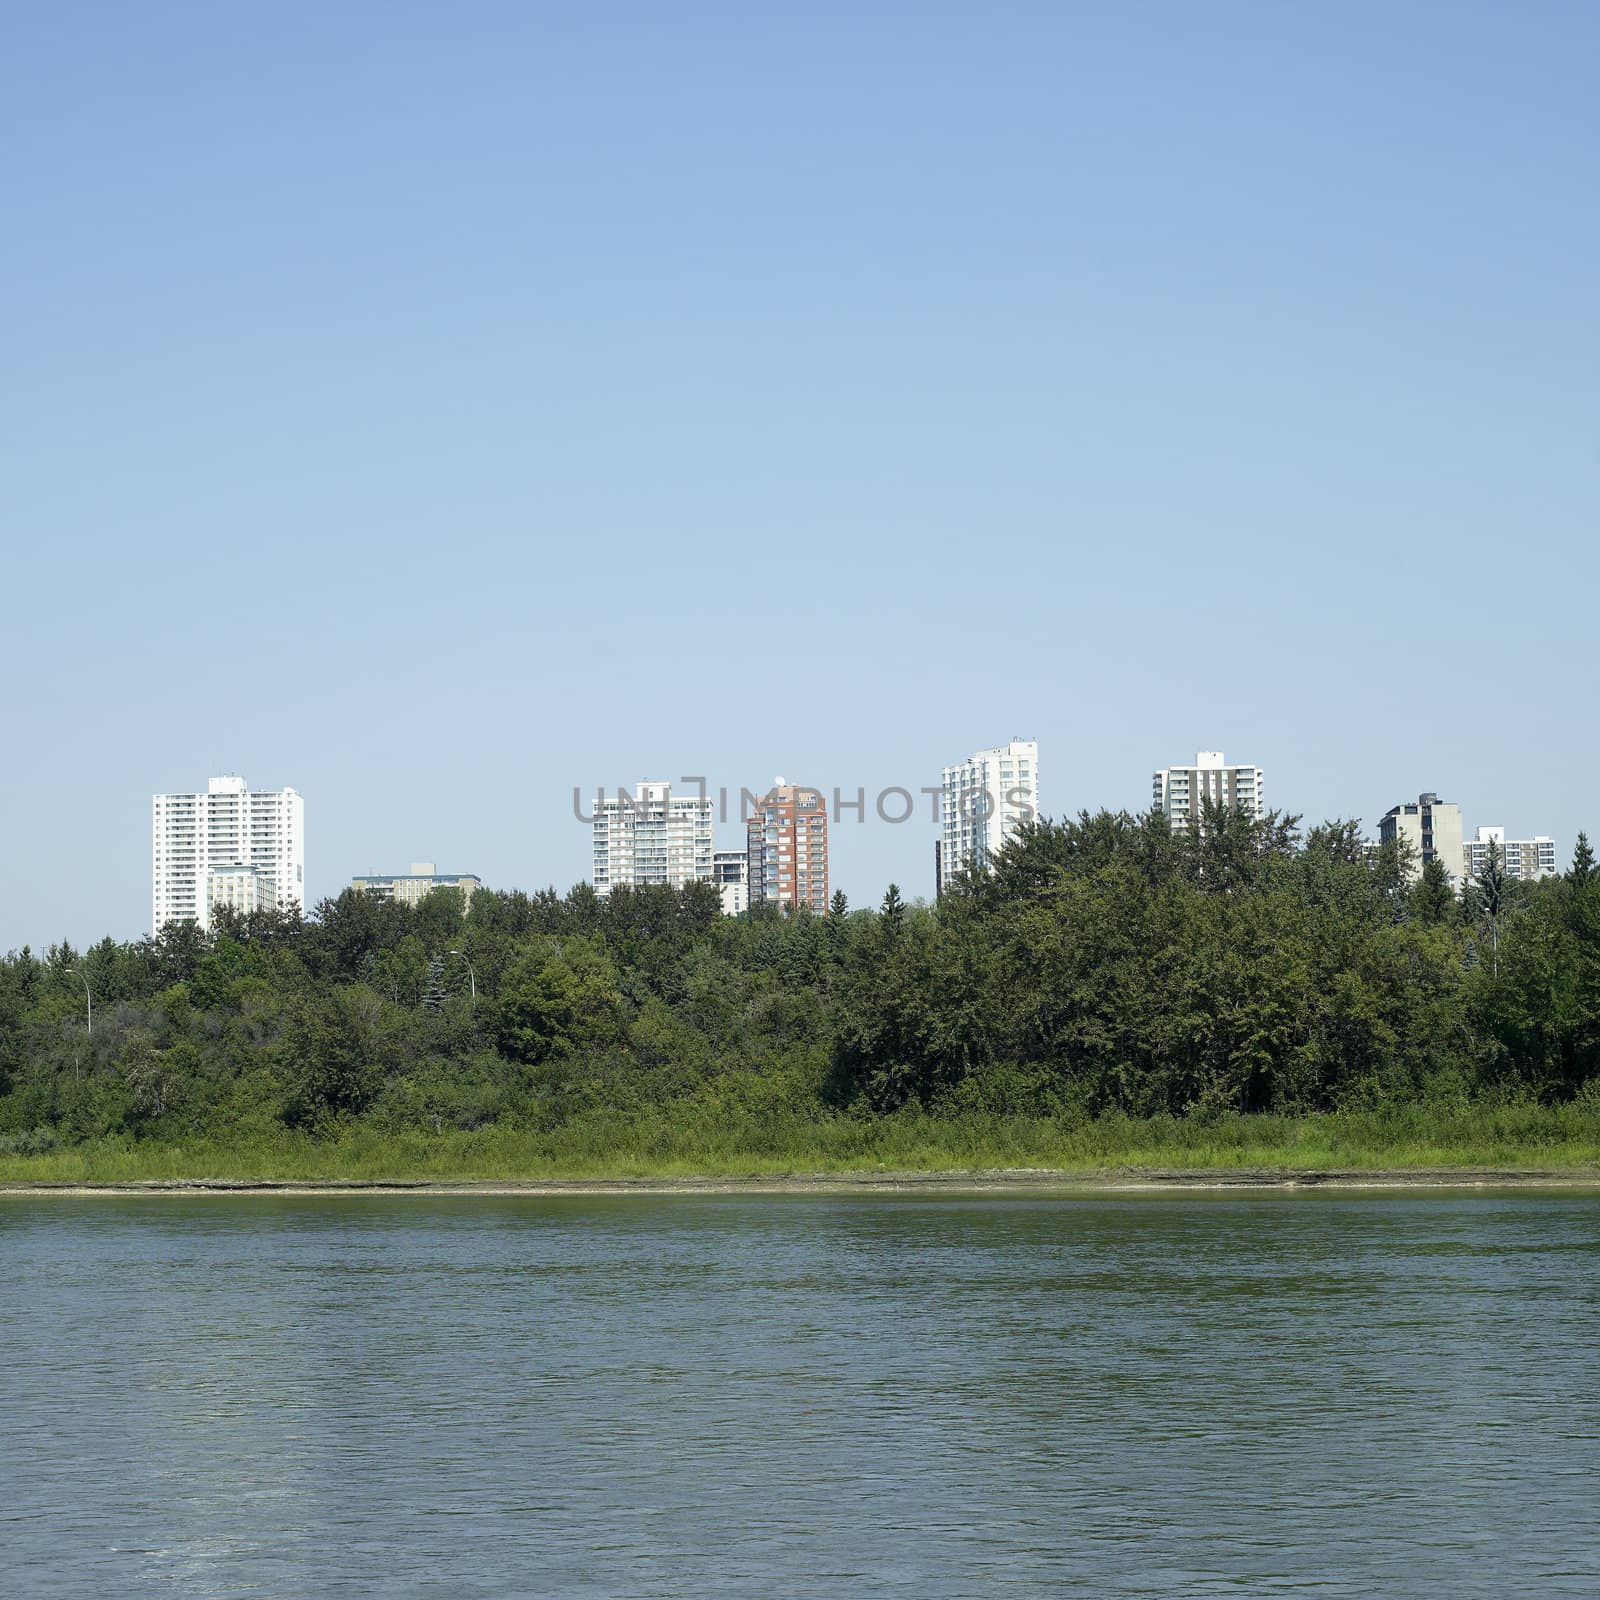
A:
4 1104 1599 1188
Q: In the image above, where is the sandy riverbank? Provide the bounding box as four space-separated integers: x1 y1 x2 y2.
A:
4 1167 1599 1197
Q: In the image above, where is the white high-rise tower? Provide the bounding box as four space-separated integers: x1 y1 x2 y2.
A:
591 782 714 897
937 739 1039 890
1152 752 1264 833
152 775 305 934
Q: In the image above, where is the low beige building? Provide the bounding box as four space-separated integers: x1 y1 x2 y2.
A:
208 864 272 918
351 863 481 909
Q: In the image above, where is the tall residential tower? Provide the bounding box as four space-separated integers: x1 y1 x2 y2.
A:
1379 792 1465 886
1152 752 1264 833
937 739 1039 890
747 781 829 913
152 775 305 934
591 782 714 896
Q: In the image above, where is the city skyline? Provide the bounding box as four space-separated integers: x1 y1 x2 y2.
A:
4 7 1596 949
112 750 1576 951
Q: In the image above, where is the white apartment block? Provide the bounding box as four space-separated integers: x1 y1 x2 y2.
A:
1153 752 1264 833
938 739 1039 888
152 775 305 934
713 849 749 916
1464 826 1558 884
1379 792 1465 887
591 782 714 896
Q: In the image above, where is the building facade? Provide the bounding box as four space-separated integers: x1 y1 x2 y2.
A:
152 775 305 935
591 782 714 896
351 864 483 909
1379 792 1465 886
937 740 1039 890
747 781 829 913
207 864 269 920
1463 827 1558 884
1152 752 1264 833
713 849 749 916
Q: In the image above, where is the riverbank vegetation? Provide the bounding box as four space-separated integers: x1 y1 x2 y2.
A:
4 1102 1600 1186
4 806 1599 1180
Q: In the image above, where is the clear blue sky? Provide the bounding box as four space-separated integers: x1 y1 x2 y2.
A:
4 1 1596 951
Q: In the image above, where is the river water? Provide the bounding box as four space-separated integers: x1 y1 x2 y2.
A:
3 1190 1597 1597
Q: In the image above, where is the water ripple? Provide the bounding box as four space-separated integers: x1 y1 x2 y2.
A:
2 1192 1598 1598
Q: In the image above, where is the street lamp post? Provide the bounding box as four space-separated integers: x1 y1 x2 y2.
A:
64 966 91 1085
65 967 92 1036
448 950 476 1003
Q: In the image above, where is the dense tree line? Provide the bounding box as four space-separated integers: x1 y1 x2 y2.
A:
3 805 1598 1150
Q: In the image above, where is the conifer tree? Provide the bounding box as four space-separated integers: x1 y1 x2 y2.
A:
879 883 905 933
421 952 449 1011
1411 856 1456 928
1569 832 1595 888
1472 837 1508 977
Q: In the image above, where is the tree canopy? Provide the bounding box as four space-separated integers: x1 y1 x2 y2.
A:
3 807 1597 1152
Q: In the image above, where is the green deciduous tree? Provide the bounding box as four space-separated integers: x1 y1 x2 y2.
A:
281 984 402 1127
494 937 623 1064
